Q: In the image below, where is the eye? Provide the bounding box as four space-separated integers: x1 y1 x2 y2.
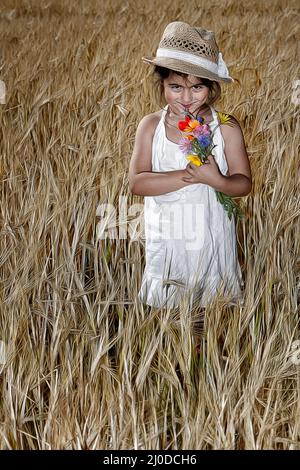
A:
193 85 204 89
170 85 181 89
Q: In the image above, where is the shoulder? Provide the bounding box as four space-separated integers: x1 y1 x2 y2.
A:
129 112 161 185
226 113 242 129
216 112 251 183
217 112 247 148
137 111 161 134
217 112 243 134
133 111 161 149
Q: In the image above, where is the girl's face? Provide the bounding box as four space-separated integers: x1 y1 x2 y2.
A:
163 72 210 118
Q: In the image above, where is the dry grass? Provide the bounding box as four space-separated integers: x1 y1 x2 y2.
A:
0 0 299 450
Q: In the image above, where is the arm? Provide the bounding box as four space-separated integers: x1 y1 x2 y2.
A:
131 169 194 196
128 114 193 196
213 173 252 197
213 116 252 197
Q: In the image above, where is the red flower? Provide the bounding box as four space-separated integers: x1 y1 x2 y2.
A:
178 120 188 131
178 115 191 131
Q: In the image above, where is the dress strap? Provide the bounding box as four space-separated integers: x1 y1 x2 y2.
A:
208 104 218 127
162 104 168 121
159 105 168 130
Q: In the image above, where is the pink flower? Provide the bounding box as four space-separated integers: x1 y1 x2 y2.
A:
179 136 193 155
193 124 211 138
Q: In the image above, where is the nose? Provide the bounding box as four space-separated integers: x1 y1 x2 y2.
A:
182 89 193 104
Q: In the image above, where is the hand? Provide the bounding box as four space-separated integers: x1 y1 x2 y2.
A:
182 154 223 187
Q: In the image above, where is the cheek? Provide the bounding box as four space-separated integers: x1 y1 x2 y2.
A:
195 89 209 99
164 89 177 101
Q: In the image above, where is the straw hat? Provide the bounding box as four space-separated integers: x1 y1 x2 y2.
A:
142 21 234 83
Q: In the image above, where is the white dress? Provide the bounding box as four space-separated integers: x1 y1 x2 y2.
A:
137 103 245 309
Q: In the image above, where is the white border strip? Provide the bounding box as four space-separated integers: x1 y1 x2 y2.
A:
156 48 218 73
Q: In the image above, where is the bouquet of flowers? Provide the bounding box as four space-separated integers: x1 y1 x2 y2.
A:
178 111 244 221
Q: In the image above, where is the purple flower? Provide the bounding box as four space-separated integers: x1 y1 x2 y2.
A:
193 124 210 137
179 137 192 155
197 135 211 147
196 116 205 124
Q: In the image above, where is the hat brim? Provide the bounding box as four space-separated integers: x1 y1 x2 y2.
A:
142 56 234 84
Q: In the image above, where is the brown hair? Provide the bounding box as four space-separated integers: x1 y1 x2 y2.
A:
152 65 221 106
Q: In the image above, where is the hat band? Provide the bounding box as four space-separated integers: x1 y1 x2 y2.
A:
156 48 231 79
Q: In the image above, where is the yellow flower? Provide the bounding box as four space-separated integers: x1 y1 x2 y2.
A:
186 155 203 166
216 112 234 127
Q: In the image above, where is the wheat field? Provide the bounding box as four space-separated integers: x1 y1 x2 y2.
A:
0 0 299 450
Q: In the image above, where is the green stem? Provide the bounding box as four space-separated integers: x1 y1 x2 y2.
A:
215 191 245 221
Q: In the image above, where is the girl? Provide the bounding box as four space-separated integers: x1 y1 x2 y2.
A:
129 21 251 314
